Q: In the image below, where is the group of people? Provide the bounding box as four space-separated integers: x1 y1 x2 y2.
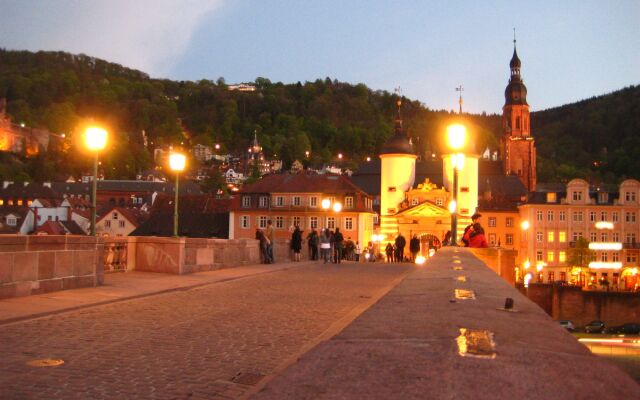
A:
290 226 364 264
383 233 422 263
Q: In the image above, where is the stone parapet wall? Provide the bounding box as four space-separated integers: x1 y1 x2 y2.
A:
135 237 260 275
0 235 103 300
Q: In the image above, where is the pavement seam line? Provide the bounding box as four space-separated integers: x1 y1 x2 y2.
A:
0 263 309 327
241 266 415 400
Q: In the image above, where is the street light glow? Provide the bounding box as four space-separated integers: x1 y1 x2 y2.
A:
85 127 107 151
446 124 466 150
169 153 186 171
448 200 457 213
321 198 331 210
595 221 614 230
520 220 530 230
333 202 342 212
588 242 623 251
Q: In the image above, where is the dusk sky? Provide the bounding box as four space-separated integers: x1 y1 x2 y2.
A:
1 0 638 114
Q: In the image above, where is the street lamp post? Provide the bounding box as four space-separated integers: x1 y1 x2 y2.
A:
85 127 107 236
446 124 466 246
169 152 186 237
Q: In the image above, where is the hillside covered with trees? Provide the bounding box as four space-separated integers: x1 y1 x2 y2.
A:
0 49 638 185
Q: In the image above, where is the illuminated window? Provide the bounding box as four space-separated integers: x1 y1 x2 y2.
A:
344 217 353 230
546 193 556 203
17 199 23 206
8 200 13 205
536 251 543 261
345 197 354 209
559 251 566 263
559 231 566 243
598 192 608 204
0 200 3 205
547 231 555 242
275 216 284 229
506 234 513 245
536 232 543 242
547 251 555 262
310 216 318 229
240 216 249 229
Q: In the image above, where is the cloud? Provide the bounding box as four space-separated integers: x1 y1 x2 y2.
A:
3 0 222 76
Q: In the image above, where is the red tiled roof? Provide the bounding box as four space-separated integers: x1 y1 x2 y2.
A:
240 173 368 196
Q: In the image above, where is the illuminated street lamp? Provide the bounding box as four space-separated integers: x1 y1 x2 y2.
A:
169 152 186 237
85 126 107 236
446 123 466 246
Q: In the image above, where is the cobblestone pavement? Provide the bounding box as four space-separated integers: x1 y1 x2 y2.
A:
0 262 413 399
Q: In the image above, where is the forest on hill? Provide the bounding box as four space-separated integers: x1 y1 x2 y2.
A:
0 49 638 185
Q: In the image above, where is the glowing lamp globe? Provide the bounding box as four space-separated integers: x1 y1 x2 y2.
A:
446 124 466 150
333 202 342 212
85 127 107 151
169 153 186 172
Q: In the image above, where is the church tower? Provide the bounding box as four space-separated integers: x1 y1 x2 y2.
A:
379 100 417 240
502 39 537 192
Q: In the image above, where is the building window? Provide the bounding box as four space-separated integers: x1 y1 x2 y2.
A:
327 217 335 229
573 212 583 222
613 232 620 242
240 216 249 229
572 232 582 242
293 196 301 206
547 211 554 222
559 211 566 222
310 216 318 229
536 211 543 221
536 251 543 261
506 234 513 245
292 216 302 228
559 231 566 243
548 271 555 282
626 233 636 244
258 216 267 229
590 232 597 242
627 254 637 263
275 216 285 229
6 217 16 226
589 211 596 222
435 198 444 207
536 231 543 242
572 191 582 201
625 191 637 202
547 231 555 242
547 251 555 262
105 220 111 228
546 193 556 203
600 212 607 222
309 196 318 207
506 217 514 227
612 252 619 262
488 217 496 227
560 271 566 281
612 212 619 222
388 186 396 192
559 251 566 263
259 196 269 208
626 212 636 223
48 216 52 221
488 233 496 245
600 233 607 242
242 196 252 208
598 192 608 204
113 212 118 219
275 196 285 207
345 196 354 209
344 217 353 230
601 253 608 262
411 198 419 206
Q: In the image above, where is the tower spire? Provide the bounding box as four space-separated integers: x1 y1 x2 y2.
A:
455 85 464 114
394 87 403 136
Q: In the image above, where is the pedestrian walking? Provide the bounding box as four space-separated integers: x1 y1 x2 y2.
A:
291 225 303 261
395 233 406 262
265 219 275 263
320 229 331 263
354 241 361 262
385 242 394 263
409 234 420 262
307 228 319 260
334 228 344 264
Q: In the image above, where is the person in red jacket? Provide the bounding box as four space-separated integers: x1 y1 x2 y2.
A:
468 223 489 248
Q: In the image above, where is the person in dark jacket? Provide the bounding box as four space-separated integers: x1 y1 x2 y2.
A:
333 228 344 264
394 233 406 262
409 234 421 262
290 225 303 261
306 228 319 260
385 242 394 263
256 229 270 264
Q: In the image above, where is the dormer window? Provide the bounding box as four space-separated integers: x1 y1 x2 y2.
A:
6 217 16 226
259 196 269 208
242 196 251 208
345 196 354 209
546 193 556 203
598 192 608 204
572 191 583 201
274 196 284 207
625 191 636 202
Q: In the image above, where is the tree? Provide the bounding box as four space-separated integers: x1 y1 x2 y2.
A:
567 237 595 285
